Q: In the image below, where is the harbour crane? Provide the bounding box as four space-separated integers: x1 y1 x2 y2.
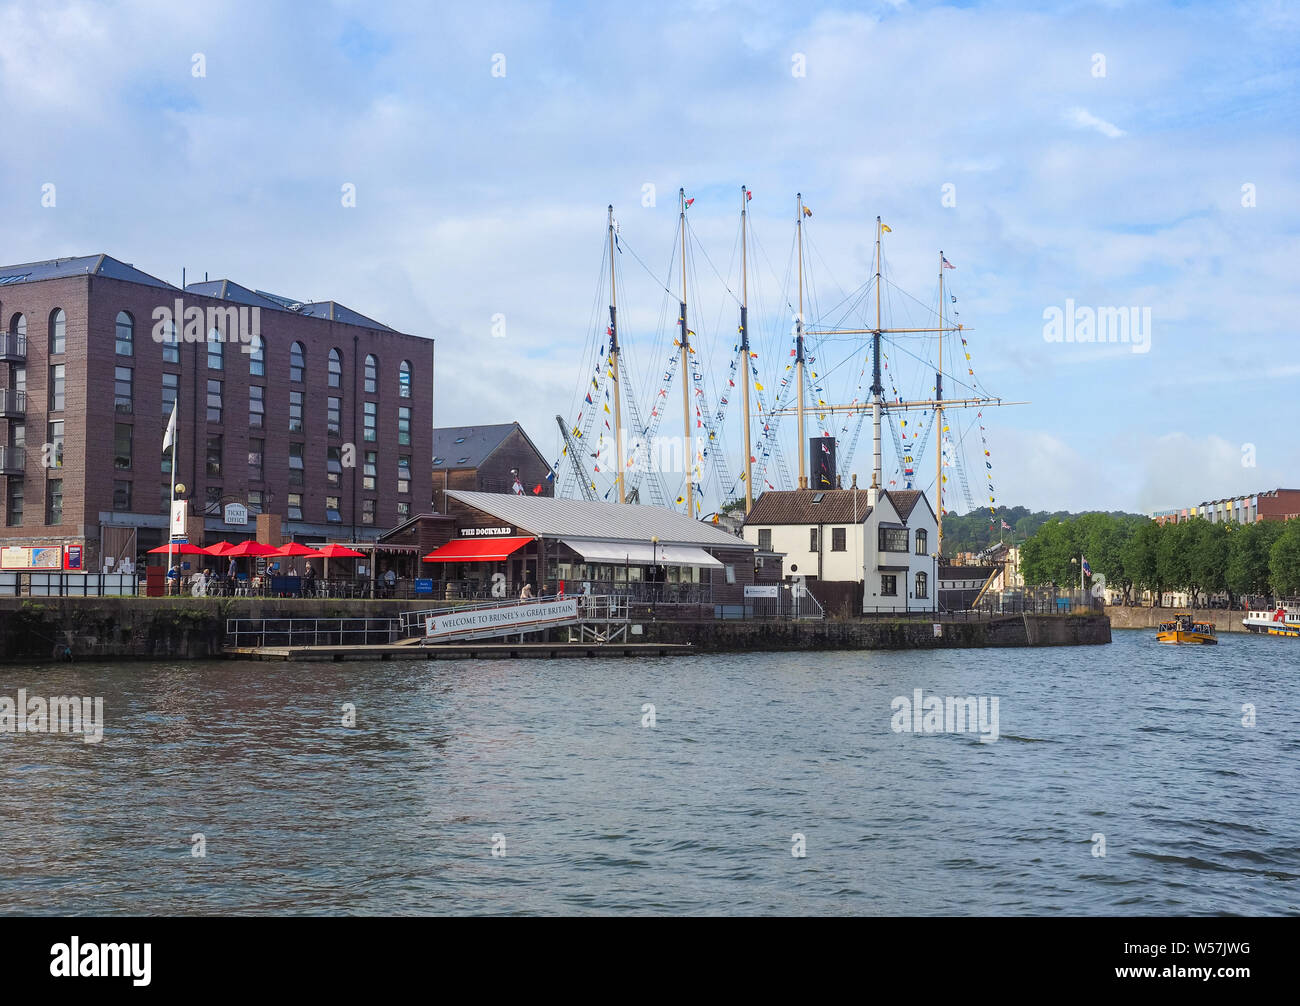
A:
555 415 599 502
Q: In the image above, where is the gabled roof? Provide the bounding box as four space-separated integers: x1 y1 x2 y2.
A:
185 279 286 311
0 254 176 290
882 489 925 522
744 488 873 525
446 490 753 549
251 290 396 331
434 423 544 469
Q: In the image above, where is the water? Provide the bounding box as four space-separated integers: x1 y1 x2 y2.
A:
1 629 1296 915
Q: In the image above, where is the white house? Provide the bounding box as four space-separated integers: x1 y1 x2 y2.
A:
741 484 939 613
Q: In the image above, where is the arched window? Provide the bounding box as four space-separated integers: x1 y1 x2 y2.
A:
398 360 412 398
915 571 928 600
248 333 265 377
115 311 133 356
328 347 342 388
9 313 25 338
364 354 378 394
49 309 65 355
207 328 223 370
915 529 928 555
290 341 305 383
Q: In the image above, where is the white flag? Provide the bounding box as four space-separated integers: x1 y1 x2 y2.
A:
163 400 177 451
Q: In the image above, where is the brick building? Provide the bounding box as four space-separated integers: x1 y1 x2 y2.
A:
0 254 434 568
1150 488 1300 526
431 422 552 512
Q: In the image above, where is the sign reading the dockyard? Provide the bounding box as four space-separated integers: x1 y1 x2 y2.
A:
425 597 579 642
459 526 515 537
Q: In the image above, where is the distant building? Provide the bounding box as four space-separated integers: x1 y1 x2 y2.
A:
432 423 552 511
938 565 999 611
741 485 938 613
1150 488 1300 526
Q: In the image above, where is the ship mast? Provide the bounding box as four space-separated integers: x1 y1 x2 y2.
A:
679 188 694 517
872 217 884 495
936 251 945 553
607 205 625 503
740 186 753 513
795 193 807 489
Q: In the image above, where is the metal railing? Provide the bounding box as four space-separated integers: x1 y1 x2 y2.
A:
225 617 400 648
0 332 25 360
0 445 24 475
0 388 26 416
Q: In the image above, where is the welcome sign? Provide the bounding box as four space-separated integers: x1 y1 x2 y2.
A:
425 598 579 642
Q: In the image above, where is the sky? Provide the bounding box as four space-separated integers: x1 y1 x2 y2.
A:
1 0 1297 516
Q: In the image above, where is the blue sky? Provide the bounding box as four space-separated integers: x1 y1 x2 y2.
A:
2 0 1296 515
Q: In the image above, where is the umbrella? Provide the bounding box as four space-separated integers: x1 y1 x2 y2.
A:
273 542 325 557
148 542 208 555
314 543 365 581
204 541 238 556
219 540 280 585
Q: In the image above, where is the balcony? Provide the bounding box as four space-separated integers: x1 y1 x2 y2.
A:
0 446 24 475
0 333 25 362
0 389 25 418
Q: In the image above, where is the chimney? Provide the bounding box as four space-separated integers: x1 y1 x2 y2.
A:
835 474 842 488
850 473 858 489
868 470 879 507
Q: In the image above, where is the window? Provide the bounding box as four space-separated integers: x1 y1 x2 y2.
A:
325 496 342 522
12 363 25 394
881 573 898 596
724 564 736 585
832 527 846 552
363 450 376 491
162 373 179 416
114 366 133 413
364 354 378 394
207 379 222 423
114 423 132 470
207 328 223 370
397 406 411 445
433 456 443 466
397 454 411 495
879 527 909 552
915 571 928 599
248 438 264 480
115 311 133 356
397 501 410 519
249 385 264 428
162 449 171 475
46 420 64 469
362 499 376 525
49 364 65 411
161 320 179 364
248 334 264 377
809 528 818 552
289 443 304 485
113 480 132 511
49 309 65 355
10 422 24 449
247 490 263 514
10 313 26 339
290 341 305 383
206 435 222 477
160 483 170 515
363 402 376 442
205 486 222 512
398 360 412 398
757 528 772 551
915 529 928 555
289 390 303 433
327 445 342 487
327 396 341 437
45 478 63 524
6 479 23 526
328 348 342 388
287 492 303 521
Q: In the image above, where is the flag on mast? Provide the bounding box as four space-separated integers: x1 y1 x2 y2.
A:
162 400 178 451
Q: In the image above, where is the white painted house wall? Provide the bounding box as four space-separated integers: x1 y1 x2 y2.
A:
861 493 938 614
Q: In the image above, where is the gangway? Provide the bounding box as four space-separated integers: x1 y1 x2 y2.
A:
400 594 628 645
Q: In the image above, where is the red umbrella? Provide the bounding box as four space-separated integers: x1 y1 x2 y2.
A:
222 540 279 557
273 542 325 557
204 541 238 556
314 543 365 581
147 542 208 555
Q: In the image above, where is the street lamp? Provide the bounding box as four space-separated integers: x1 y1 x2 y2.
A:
651 536 659 621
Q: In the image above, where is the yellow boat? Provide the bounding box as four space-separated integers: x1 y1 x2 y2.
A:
1156 613 1218 645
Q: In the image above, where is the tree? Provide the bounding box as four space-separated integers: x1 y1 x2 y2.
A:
1228 520 1283 600
1125 520 1163 605
1185 519 1229 607
1269 520 1300 598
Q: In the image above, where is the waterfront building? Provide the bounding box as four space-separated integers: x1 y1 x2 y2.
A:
386 490 758 602
0 255 433 569
741 484 939 613
1150 488 1300 526
432 422 552 511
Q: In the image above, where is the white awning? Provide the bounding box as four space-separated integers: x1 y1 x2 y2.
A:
559 539 723 568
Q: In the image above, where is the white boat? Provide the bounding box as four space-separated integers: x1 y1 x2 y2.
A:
1242 604 1300 638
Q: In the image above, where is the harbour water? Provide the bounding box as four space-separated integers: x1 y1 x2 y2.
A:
1 630 1296 915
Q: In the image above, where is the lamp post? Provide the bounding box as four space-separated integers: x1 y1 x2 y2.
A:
651 536 659 621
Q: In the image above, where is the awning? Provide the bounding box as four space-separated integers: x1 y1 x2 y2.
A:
422 536 533 563
559 539 723 569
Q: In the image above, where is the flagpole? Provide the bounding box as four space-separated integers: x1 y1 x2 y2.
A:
167 397 178 577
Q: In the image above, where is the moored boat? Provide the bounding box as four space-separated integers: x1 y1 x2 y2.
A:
1242 604 1300 638
1156 613 1218 645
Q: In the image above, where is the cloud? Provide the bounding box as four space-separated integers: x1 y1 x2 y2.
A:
1065 106 1126 138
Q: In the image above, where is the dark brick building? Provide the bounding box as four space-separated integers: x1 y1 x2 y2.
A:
0 255 434 567
432 422 552 512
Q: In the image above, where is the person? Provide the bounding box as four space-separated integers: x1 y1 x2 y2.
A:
383 566 396 597
227 557 237 588
303 560 316 598
167 563 181 595
519 582 534 601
